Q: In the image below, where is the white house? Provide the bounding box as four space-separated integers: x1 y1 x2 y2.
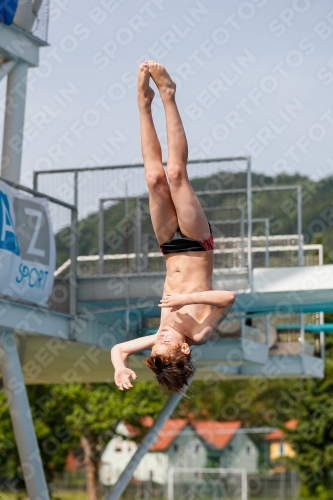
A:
100 419 259 486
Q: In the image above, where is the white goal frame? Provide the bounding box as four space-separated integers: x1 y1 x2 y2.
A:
167 467 248 500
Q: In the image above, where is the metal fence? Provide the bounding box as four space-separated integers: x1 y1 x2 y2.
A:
53 468 301 500
33 156 253 284
13 0 50 43
34 166 307 295
33 158 318 353
168 467 248 500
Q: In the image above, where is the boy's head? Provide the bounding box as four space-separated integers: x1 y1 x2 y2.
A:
145 326 194 393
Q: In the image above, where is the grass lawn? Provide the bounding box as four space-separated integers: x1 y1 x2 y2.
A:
0 492 88 500
0 494 302 500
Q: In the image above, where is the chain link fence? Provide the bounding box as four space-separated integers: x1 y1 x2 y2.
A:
13 0 50 43
34 158 253 278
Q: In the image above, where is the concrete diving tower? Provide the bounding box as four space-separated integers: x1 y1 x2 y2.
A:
0 85 330 500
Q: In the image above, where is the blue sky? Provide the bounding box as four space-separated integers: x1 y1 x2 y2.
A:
1 0 333 188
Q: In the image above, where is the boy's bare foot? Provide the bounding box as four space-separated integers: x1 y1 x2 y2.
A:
147 61 176 100
137 62 155 110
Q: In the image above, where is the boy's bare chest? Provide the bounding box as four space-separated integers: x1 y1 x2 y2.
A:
160 304 212 343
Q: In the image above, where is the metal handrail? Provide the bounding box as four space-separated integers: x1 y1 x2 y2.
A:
0 176 77 211
33 155 250 178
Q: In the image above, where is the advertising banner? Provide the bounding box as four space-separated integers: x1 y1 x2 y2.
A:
0 180 56 305
0 0 19 25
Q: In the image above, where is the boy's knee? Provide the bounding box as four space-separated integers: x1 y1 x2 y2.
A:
167 164 185 186
145 171 166 190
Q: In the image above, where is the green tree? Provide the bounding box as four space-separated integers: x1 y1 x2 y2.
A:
58 382 165 500
277 337 333 499
0 384 78 495
0 382 165 499
0 389 21 490
175 378 293 428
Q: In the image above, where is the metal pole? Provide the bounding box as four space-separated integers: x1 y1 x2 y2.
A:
300 313 305 355
247 158 253 290
106 375 195 500
33 156 250 176
0 60 17 82
0 176 76 210
265 219 270 268
318 245 323 266
319 322 325 359
125 184 129 273
0 331 50 500
167 467 174 500
265 315 270 348
1 62 29 182
135 198 142 273
33 170 38 191
240 207 245 267
69 171 78 317
142 233 149 272
319 244 325 360
94 185 302 206
241 317 245 342
281 468 286 500
297 186 303 266
241 468 248 500
98 199 104 275
74 170 78 214
291 469 296 500
125 188 130 340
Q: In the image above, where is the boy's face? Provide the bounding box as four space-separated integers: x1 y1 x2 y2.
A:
151 326 190 356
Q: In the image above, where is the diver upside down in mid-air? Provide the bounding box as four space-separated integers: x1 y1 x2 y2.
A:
111 61 235 393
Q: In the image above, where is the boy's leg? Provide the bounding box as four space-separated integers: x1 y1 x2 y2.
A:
138 63 178 244
148 61 210 240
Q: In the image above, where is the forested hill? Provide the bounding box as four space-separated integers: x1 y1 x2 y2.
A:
55 171 333 267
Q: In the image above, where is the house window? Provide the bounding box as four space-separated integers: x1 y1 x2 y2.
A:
194 444 200 454
115 443 122 452
279 443 284 456
174 444 179 452
227 445 233 453
246 445 252 455
149 470 153 481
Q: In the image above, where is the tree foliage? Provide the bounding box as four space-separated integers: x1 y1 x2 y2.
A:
0 382 165 499
277 337 333 499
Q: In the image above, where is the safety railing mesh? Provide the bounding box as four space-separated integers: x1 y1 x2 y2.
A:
13 0 50 42
167 468 246 500
53 240 320 277
34 159 250 275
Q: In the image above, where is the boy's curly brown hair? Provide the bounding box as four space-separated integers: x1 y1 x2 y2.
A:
145 346 194 393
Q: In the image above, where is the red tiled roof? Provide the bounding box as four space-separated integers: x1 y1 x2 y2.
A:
124 416 154 437
141 416 154 427
191 420 242 449
150 419 188 451
124 423 140 438
149 419 242 451
265 419 297 441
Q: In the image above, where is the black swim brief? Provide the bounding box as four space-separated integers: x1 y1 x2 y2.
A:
158 222 214 255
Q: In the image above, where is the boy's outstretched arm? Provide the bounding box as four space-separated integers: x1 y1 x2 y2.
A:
111 334 157 390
